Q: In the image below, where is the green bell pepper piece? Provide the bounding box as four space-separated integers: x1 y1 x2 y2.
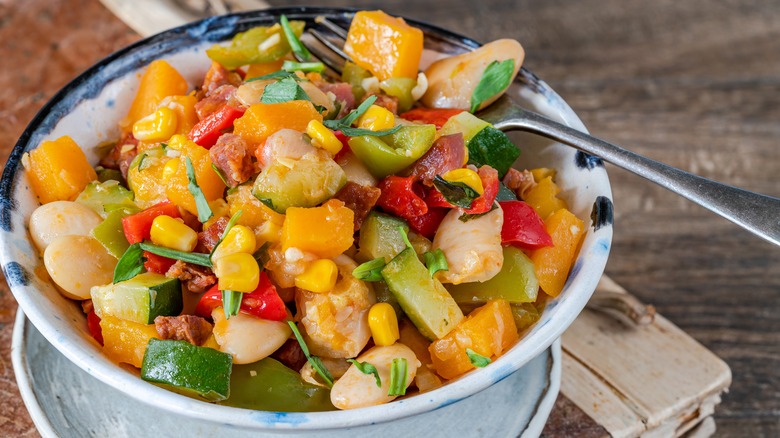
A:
348 124 436 179
206 22 305 69
76 180 137 219
380 77 417 113
447 246 539 304
511 302 541 332
91 206 139 258
342 61 371 101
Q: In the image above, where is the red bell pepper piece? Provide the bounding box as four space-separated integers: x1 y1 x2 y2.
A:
87 310 103 346
499 201 553 250
143 251 176 274
121 200 181 244
407 207 449 240
376 176 428 220
400 108 465 128
188 104 245 148
332 130 352 162
195 272 287 321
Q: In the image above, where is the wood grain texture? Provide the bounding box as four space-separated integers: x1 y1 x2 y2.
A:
0 0 778 437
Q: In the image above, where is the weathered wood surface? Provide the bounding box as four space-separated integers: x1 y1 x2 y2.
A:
1 0 778 436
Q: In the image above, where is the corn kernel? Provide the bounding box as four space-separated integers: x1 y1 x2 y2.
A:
530 168 556 183
442 168 484 195
255 220 283 245
212 225 256 261
150 215 198 252
306 119 343 155
356 105 395 131
214 252 260 292
295 259 338 293
368 302 400 346
161 159 179 182
132 107 177 142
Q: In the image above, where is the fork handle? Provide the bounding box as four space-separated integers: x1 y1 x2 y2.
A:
492 106 780 246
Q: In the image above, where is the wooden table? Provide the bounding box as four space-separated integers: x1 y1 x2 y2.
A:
1 0 778 436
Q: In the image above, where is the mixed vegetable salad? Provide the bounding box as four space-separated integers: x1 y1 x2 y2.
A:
23 11 584 411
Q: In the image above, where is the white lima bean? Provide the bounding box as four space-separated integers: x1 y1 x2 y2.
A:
211 308 291 364
421 39 524 111
29 201 102 252
432 206 504 284
330 343 420 410
43 235 116 300
336 151 378 187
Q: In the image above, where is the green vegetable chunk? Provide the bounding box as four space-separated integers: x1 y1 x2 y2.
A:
348 124 436 179
358 212 410 262
206 22 305 69
91 207 138 258
91 272 182 324
448 246 538 304
142 339 232 402
381 248 464 340
510 302 541 332
438 111 490 146
342 61 372 100
467 126 520 179
75 180 136 219
380 77 417 113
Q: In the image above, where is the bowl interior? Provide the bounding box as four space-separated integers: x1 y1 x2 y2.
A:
0 7 612 430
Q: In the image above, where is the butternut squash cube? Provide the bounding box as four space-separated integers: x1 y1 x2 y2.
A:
100 314 158 368
523 176 567 220
164 135 226 216
120 60 189 131
226 185 285 229
281 199 354 259
233 101 322 147
344 11 423 81
24 136 97 204
531 208 585 297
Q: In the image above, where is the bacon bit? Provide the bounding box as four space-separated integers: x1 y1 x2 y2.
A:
209 134 254 187
405 133 465 186
165 260 217 294
503 168 537 200
154 315 213 346
334 181 382 231
196 217 228 253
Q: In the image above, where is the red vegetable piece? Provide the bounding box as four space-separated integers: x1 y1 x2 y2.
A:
121 200 181 244
405 133 465 186
464 165 499 214
332 130 352 162
143 251 176 274
195 272 287 321
376 175 428 220
188 104 246 149
499 200 554 250
400 108 465 128
87 310 103 346
407 207 449 240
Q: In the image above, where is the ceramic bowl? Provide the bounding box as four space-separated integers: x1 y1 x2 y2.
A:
0 6 613 436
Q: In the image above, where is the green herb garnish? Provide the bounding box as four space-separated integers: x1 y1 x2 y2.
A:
495 182 518 201
388 357 408 396
113 243 146 283
139 242 212 267
423 248 449 278
260 76 313 104
137 153 150 171
222 290 243 319
352 258 386 282
470 59 514 113
245 70 301 82
185 156 213 223
288 320 334 387
280 14 311 61
253 241 271 268
322 95 402 137
282 60 325 73
466 348 491 368
432 175 480 209
458 203 498 223
347 359 382 388
211 163 229 187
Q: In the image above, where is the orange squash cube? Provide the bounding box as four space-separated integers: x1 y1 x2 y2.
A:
166 94 200 136
281 199 354 259
523 176 567 220
24 136 97 204
245 59 286 80
233 101 322 147
120 60 189 131
100 314 158 368
165 135 226 216
344 11 424 81
531 208 585 297
428 300 519 380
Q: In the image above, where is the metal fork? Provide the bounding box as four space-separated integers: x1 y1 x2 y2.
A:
303 17 780 247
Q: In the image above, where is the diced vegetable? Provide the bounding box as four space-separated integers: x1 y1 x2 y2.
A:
164 135 226 216
206 22 305 69
531 208 584 297
348 124 436 179
524 176 567 220
91 207 137 258
341 61 371 100
120 60 188 131
76 180 136 219
466 126 520 179
510 303 541 332
126 147 171 209
428 299 518 379
225 184 285 229
121 201 181 244
166 94 200 136
188 105 245 148
87 310 103 345
234 101 323 147
447 246 538 304
380 77 417 113
295 259 339 293
100 314 158 368
91 272 182 324
499 200 553 250
357 212 410 262
400 108 465 128
438 111 490 145
141 338 233 401
281 199 354 259
24 136 97 204
381 247 464 340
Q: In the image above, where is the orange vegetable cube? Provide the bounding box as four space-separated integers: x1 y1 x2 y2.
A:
165 135 226 216
281 199 354 259
165 94 200 136
24 136 97 204
428 300 519 380
245 59 286 80
523 176 567 219
100 314 158 368
344 11 424 81
226 185 285 229
233 101 322 147
120 60 189 131
531 208 585 297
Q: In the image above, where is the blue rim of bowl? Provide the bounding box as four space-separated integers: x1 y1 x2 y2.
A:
0 6 612 430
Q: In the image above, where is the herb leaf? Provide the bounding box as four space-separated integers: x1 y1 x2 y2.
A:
495 182 518 201
466 348 492 367
459 203 498 223
347 359 382 388
185 157 213 223
287 320 334 387
352 258 386 282
423 248 449 278
323 95 376 131
245 70 300 82
211 163 229 187
113 243 145 283
222 290 242 319
253 241 271 268
260 76 312 104
139 242 212 267
470 59 515 113
388 357 408 396
338 125 402 137
280 14 311 61
467 127 520 179
432 175 480 209
137 153 150 171
283 60 325 73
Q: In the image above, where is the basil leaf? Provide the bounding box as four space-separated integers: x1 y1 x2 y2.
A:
253 241 271 268
323 95 377 131
459 203 498 223
288 320 334 387
280 14 311 61
466 348 492 368
470 59 515 113
495 182 518 201
245 70 300 82
423 248 449 278
260 76 312 104
388 357 408 396
282 60 325 73
139 242 212 267
432 175 480 209
209 209 244 260
113 243 145 283
137 153 150 171
347 359 382 388
352 258 386 282
211 163 229 187
467 127 520 179
338 125 402 137
222 290 243 319
185 156 213 223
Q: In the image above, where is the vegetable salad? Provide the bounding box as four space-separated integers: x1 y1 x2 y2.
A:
24 11 584 411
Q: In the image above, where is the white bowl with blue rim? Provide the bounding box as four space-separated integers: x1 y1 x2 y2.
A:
0 7 612 436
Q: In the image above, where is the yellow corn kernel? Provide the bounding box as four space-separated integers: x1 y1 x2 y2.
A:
213 252 260 292
368 302 400 346
132 107 177 142
356 105 395 131
255 220 283 245
150 215 198 252
442 168 484 195
294 259 338 293
306 119 343 155
161 159 180 182
211 225 256 261
531 167 556 183
203 199 229 230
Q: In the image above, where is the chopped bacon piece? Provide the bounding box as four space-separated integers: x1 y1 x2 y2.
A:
405 133 465 186
363 93 399 114
209 134 254 187
334 181 382 231
195 84 238 120
201 61 242 97
154 315 213 346
166 260 217 294
196 217 228 254
317 82 356 118
502 168 537 200
99 132 138 180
